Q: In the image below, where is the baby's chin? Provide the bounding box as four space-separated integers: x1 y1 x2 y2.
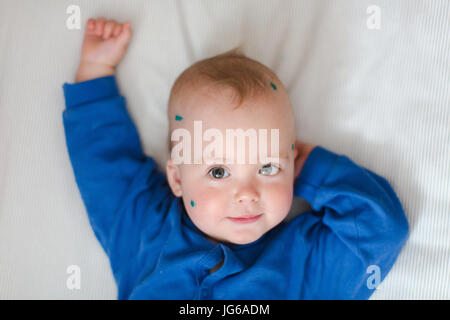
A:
229 238 260 245
220 231 265 246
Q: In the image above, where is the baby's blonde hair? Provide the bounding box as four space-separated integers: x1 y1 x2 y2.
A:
167 45 283 153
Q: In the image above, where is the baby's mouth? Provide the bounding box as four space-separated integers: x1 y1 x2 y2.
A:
227 214 263 224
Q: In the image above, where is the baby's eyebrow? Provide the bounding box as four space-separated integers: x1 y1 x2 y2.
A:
204 154 289 164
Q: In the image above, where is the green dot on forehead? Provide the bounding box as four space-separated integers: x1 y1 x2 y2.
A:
190 200 195 207
270 81 277 91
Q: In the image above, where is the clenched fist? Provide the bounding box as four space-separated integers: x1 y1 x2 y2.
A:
75 18 132 83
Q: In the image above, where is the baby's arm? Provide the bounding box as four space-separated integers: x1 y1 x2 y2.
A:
62 18 173 290
293 146 409 299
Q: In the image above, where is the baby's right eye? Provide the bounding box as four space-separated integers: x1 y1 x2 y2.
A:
208 167 230 179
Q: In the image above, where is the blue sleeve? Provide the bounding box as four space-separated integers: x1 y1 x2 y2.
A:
294 146 409 299
62 75 174 283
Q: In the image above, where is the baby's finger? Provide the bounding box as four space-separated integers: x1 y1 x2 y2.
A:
112 24 122 37
85 19 96 35
117 22 132 46
103 20 116 39
87 19 95 31
95 18 106 36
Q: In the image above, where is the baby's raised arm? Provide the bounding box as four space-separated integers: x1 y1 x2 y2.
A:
62 18 174 290
75 18 131 82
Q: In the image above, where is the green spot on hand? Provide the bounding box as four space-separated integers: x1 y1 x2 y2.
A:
270 82 277 91
175 115 183 121
190 200 195 207
291 143 294 150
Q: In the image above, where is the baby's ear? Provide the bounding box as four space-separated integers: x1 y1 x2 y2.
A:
293 144 301 179
293 147 299 159
166 158 183 197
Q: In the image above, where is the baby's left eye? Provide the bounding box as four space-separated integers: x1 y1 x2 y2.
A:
259 163 280 176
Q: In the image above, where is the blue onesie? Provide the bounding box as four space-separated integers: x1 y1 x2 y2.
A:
62 75 409 300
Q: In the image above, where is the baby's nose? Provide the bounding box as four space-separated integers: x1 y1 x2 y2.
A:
234 186 260 203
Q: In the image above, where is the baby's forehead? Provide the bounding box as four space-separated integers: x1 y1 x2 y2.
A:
172 105 293 157
179 86 288 121
169 82 295 154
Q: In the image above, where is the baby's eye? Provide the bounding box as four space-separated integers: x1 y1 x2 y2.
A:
208 167 230 179
259 163 280 176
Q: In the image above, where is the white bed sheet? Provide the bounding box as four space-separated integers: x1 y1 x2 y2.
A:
0 0 449 299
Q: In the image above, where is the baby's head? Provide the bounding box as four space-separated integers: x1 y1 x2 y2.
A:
166 47 300 245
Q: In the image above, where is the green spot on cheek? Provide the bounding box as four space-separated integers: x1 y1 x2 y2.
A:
175 115 183 121
190 200 195 207
270 82 277 91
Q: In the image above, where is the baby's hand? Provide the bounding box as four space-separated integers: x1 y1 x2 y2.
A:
75 18 132 82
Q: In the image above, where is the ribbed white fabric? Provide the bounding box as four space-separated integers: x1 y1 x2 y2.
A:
0 0 448 299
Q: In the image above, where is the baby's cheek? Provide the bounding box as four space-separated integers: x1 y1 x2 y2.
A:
188 185 227 220
264 182 293 218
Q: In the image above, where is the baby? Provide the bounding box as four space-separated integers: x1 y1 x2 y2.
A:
62 18 409 299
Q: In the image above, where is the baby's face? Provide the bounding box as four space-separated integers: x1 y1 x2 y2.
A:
167 85 298 245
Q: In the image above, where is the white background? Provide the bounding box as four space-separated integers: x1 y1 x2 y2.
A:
0 0 449 299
